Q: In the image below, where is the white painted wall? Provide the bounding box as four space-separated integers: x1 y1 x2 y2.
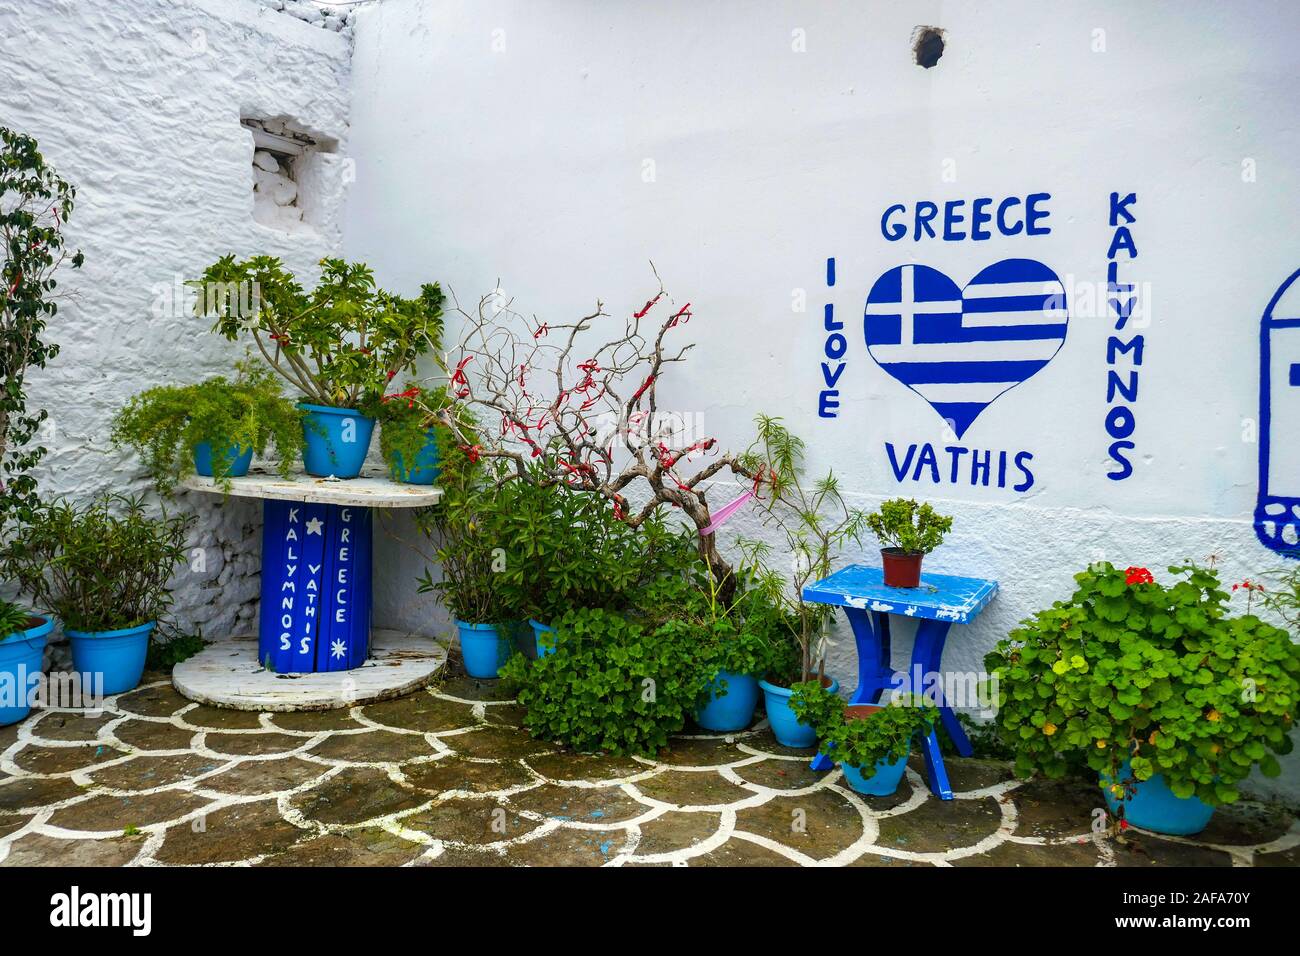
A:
345 0 1300 800
0 0 351 641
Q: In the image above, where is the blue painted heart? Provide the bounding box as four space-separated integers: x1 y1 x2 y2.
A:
863 259 1069 438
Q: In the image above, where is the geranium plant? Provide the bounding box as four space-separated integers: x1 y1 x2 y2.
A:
194 255 444 409
790 681 937 768
984 562 1300 807
111 361 304 492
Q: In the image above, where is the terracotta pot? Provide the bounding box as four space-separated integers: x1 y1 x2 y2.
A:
844 704 884 721
881 548 924 587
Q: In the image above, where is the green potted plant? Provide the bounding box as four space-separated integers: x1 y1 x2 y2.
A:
194 255 444 478
984 562 1300 835
110 362 304 492
865 497 952 587
416 450 519 678
0 600 54 726
376 382 450 485
737 415 867 745
0 495 193 696
790 681 936 795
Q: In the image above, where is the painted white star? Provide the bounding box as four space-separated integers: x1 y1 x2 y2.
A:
305 517 324 536
331 639 347 660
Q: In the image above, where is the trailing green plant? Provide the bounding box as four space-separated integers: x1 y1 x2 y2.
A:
865 497 952 554
376 382 452 480
110 361 304 492
1 127 82 527
499 607 715 755
984 562 1300 807
0 494 193 632
194 255 444 409
737 414 869 684
790 680 936 768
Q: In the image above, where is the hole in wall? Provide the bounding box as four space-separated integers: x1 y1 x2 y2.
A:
913 27 945 69
241 116 336 235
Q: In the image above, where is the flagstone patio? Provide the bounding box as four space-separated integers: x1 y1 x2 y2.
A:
1 667 1296 868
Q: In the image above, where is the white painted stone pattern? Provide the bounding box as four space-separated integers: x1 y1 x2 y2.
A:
343 0 1300 802
255 0 354 41
0 0 351 647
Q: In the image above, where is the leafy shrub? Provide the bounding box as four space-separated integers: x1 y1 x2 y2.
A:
111 362 303 492
195 255 444 409
0 494 192 632
865 497 952 554
984 562 1300 806
499 607 714 756
790 680 936 768
376 382 452 480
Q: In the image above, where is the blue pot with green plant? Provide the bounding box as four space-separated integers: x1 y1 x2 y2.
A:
0 495 192 699
111 363 304 493
984 562 1300 838
378 384 446 485
791 688 935 797
760 676 839 748
0 611 54 725
528 618 557 658
455 620 512 678
300 403 376 479
694 670 760 732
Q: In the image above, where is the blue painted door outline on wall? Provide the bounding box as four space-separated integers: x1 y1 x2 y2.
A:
1256 267 1300 558
864 258 1068 437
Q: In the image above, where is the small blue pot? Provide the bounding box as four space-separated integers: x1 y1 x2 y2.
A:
456 620 512 678
193 442 253 479
694 670 760 732
841 755 909 796
0 615 54 726
300 403 376 479
388 428 441 485
529 619 557 658
64 621 153 696
759 677 840 748
1102 759 1216 835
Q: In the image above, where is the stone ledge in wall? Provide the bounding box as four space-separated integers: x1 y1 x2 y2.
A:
255 0 354 40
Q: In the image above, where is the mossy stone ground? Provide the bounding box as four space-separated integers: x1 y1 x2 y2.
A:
0 670 1295 867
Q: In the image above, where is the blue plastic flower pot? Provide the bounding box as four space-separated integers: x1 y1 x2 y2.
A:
841 755 909 796
64 621 153 696
1101 759 1216 835
529 619 557 658
0 615 54 726
300 403 376 479
456 620 512 678
759 676 840 748
388 428 441 485
694 670 760 732
193 442 253 479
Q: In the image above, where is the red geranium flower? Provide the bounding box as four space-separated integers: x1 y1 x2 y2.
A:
1124 566 1154 586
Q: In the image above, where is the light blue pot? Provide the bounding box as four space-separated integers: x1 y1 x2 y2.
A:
300 403 375 479
64 621 153 696
1102 759 1216 835
694 670 760 732
528 619 557 658
456 620 512 678
193 442 253 479
841 754 909 796
388 428 441 485
0 615 54 726
759 677 840 748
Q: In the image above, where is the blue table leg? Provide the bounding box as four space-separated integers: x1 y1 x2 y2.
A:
810 749 834 772
258 500 373 674
921 728 954 800
911 618 973 757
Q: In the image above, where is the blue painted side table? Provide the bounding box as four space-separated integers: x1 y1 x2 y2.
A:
801 564 998 800
182 470 442 675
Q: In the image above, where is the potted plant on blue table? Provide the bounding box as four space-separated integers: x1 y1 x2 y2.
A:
865 497 952 588
0 495 192 696
985 562 1300 835
111 361 304 492
195 255 444 479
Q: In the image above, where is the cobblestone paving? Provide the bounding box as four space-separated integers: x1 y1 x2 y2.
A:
1 672 1296 867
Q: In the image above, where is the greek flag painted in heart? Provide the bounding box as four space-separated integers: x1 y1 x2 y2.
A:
864 258 1068 438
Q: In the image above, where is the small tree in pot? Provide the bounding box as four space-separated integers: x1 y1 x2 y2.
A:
866 497 952 587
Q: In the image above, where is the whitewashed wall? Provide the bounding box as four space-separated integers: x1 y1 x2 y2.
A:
0 0 351 641
345 0 1300 800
